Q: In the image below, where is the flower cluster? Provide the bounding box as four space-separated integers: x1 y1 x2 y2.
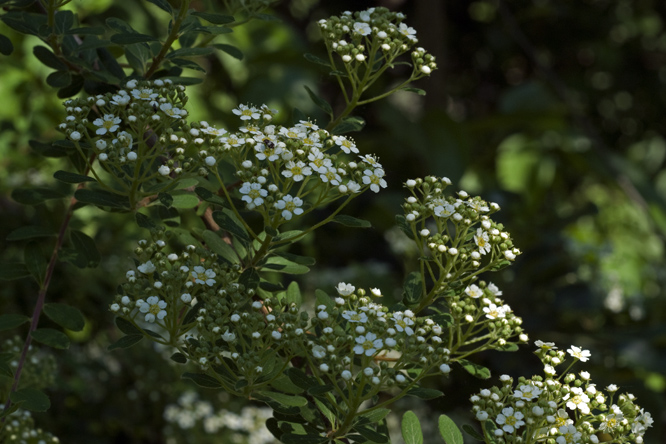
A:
470 341 653 443
0 408 59 443
194 104 387 224
317 7 437 76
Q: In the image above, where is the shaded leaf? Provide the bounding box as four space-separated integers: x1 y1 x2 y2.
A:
401 411 423 444
146 0 173 14
24 241 45 285
406 387 444 400
0 263 30 281
170 352 187 364
166 47 215 59
10 388 50 412
194 186 227 206
105 17 134 34
458 359 491 379
212 43 243 60
31 328 70 349
256 391 307 407
57 74 84 98
196 26 233 35
238 267 259 290
191 12 234 24
280 434 326 444
115 317 141 335
46 71 72 88
12 187 65 205
70 230 100 268
401 87 426 96
439 415 464 444
108 334 143 350
135 212 157 229
66 26 106 35
462 424 485 441
75 188 130 209
43 303 85 332
332 214 371 228
182 372 222 388
354 424 388 443
54 10 74 34
331 116 365 135
170 194 200 209
359 408 391 423
261 256 309 274
0 33 14 56
403 272 423 305
54 170 95 184
303 85 332 115
33 46 67 70
202 230 239 264
30 140 69 158
0 314 30 331
212 209 250 244
111 33 159 45
7 226 54 241
395 214 416 240
303 53 330 68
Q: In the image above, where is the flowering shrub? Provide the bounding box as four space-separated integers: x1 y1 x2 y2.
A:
0 1 654 443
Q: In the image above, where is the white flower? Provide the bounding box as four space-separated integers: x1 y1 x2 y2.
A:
131 88 158 101
556 424 581 444
282 161 311 182
222 330 236 342
274 195 304 220
496 407 524 433
69 131 82 141
158 165 171 176
483 303 506 320
137 261 156 274
465 284 484 299
312 345 326 359
192 266 216 286
476 411 489 421
353 22 371 36
567 345 591 362
336 282 355 296
159 102 184 118
138 296 167 323
271 331 282 340
474 228 491 254
440 364 451 373
342 310 368 323
341 370 352 380
95 139 107 150
181 293 192 304
363 367 373 376
513 384 542 401
395 374 406 383
354 332 383 356
240 182 267 206
93 114 121 135
564 387 590 414
434 203 456 218
391 312 414 336
398 23 417 42
333 135 359 154
205 156 216 166
232 104 260 120
362 168 387 193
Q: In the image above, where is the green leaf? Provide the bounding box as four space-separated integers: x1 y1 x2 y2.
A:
406 387 444 400
202 230 239 264
395 214 416 240
31 328 70 349
108 334 143 350
191 11 234 24
315 289 335 312
33 46 67 71
24 241 45 285
273 230 304 242
46 71 72 88
146 0 173 14
12 187 66 205
458 359 491 379
285 367 318 390
166 47 215 59
111 33 159 45
170 194 200 209
0 33 14 56
438 415 463 444
43 303 85 332
359 408 391 423
70 230 101 268
403 272 423 305
74 188 130 209
0 314 30 331
462 424 485 441
66 26 106 35
57 74 84 98
10 388 50 412
401 87 426 96
256 391 307 407
169 57 206 72
401 411 423 444
170 352 187 364
212 43 243 60
135 212 157 230
280 434 326 444
332 214 371 228
212 209 250 244
115 317 142 335
1 11 46 37
285 281 303 307
54 10 74 34
238 267 259 290
0 263 30 280
303 53 330 68
196 25 233 35
54 170 95 184
182 372 222 388
495 342 519 352
331 116 365 135
30 139 70 157
354 424 389 443
314 398 336 427
303 85 332 115
261 256 309 274
7 226 54 241
105 17 134 34
194 186 227 206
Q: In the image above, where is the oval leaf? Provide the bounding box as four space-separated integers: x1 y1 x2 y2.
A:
7 226 55 241
170 194 200 209
202 230 239 264
182 372 222 388
191 11 234 24
401 411 423 444
108 334 143 350
43 303 85 332
0 263 30 281
10 388 50 412
303 85 332 115
332 214 371 228
256 391 307 407
458 359 491 379
54 170 96 184
0 314 30 331
31 328 70 349
439 415 464 444
213 43 243 60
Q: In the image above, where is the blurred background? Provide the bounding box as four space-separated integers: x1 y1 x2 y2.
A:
0 0 664 442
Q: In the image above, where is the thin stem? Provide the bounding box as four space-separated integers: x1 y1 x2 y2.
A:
145 0 192 79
